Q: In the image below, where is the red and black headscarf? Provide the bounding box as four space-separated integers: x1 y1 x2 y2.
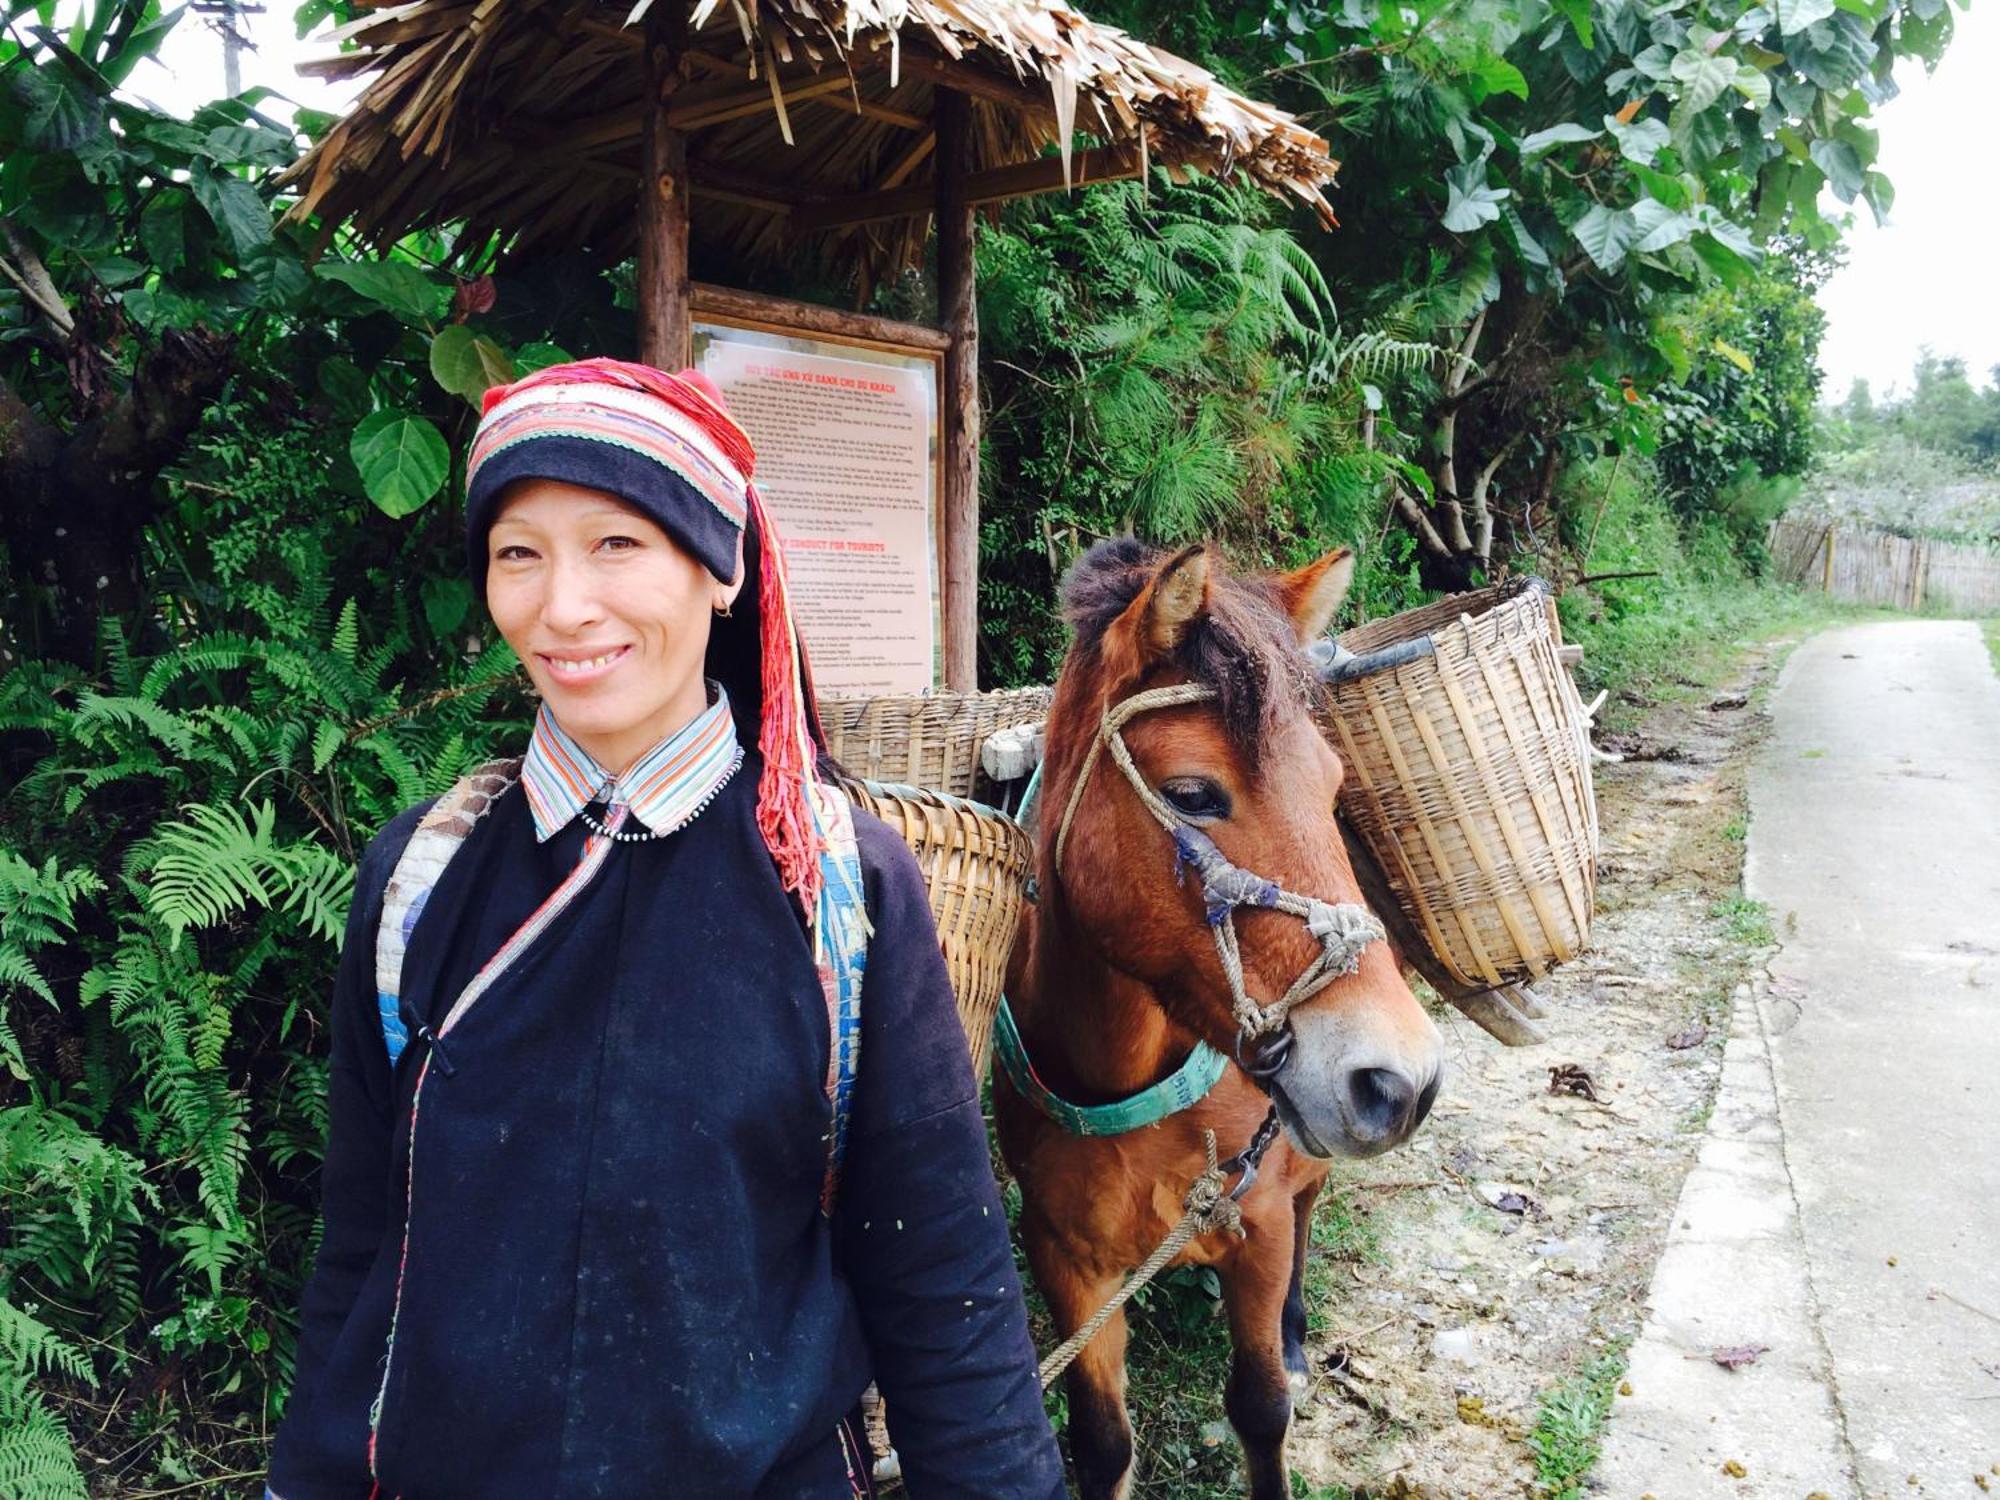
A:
465 357 832 908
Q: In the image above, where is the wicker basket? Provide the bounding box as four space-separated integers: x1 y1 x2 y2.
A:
843 779 1032 1080
1321 578 1598 991
818 687 1054 801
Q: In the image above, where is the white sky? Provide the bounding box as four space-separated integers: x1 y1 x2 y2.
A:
112 1 358 123
1814 0 2000 400
89 1 1996 402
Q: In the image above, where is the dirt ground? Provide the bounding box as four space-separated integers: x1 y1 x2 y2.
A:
1283 641 1795 1499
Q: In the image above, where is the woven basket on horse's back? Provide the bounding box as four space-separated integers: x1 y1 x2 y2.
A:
818 687 1053 802
1322 578 1599 991
842 780 1031 1081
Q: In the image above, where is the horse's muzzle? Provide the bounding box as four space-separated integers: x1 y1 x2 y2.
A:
1263 1007 1443 1159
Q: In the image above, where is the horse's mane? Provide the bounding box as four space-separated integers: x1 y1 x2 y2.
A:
1059 537 1311 766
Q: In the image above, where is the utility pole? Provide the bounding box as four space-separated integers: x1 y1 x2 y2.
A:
190 0 265 97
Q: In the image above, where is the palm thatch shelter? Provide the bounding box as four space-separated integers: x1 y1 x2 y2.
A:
284 0 1339 686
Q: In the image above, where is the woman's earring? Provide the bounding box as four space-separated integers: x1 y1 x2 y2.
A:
713 599 732 618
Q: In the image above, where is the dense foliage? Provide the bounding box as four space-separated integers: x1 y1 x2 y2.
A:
1088 0 1948 588
0 0 1959 1488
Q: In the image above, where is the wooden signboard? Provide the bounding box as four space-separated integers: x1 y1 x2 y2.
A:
691 286 946 696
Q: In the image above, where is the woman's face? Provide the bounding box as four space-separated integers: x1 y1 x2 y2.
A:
486 479 728 776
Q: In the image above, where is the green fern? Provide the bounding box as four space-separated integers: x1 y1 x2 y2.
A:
141 801 356 946
0 1373 89 1500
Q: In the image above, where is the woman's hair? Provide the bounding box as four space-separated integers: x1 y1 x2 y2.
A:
703 500 840 782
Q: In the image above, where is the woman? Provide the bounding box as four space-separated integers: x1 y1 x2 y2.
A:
267 360 1064 1498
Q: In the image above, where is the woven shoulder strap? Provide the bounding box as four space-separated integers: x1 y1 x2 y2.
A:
809 777 870 1215
372 760 872 1214
374 758 523 1066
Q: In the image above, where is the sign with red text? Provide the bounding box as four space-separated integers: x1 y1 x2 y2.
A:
694 325 939 694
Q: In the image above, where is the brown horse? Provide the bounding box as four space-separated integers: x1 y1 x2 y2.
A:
996 538 1444 1499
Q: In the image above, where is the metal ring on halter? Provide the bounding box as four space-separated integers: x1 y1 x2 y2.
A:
1234 1024 1293 1083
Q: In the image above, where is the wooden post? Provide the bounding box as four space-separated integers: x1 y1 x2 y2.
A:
638 12 691 370
936 88 979 691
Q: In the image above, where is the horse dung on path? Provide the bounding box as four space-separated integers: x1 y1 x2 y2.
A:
996 538 1445 1499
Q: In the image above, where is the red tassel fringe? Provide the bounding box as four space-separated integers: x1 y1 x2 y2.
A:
746 482 825 912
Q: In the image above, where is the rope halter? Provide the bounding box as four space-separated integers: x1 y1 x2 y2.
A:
1050 680 1387 1055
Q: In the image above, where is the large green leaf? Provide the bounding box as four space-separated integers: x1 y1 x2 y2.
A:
1809 137 1865 202
13 62 104 150
350 411 450 518
317 356 371 417
1520 122 1600 159
1630 199 1696 253
1732 65 1773 110
1441 162 1510 233
1629 161 1693 210
1605 114 1670 166
1550 0 1594 48
1861 169 1894 226
316 260 447 325
138 196 186 274
429 324 516 406
513 341 573 374
1774 0 1838 35
1571 204 1640 272
189 167 271 259
1691 206 1761 265
201 123 294 168
1503 205 1550 269
1789 14 1878 90
1670 51 1738 138
1469 57 1529 101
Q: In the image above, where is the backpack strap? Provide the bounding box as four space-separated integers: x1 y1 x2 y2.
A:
809 777 870 1215
371 759 873 1215
374 758 523 1066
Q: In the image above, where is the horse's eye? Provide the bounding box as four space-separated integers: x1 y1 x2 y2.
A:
1159 777 1231 820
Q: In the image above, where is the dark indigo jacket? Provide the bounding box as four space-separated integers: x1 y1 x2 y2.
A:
267 756 1064 1498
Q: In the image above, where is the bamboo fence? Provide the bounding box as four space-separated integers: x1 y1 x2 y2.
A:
1769 513 2000 615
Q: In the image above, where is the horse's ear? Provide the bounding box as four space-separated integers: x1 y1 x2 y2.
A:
1277 547 1355 643
1103 544 1211 684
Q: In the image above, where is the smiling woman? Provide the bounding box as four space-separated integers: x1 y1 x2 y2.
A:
263 359 1065 1499
484 480 740 775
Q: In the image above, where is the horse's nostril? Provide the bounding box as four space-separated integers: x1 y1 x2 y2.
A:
1348 1066 1418 1140
1412 1073 1440 1130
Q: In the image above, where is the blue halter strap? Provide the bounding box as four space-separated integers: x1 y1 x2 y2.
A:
992 995 1228 1137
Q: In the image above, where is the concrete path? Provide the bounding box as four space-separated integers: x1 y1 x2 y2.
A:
1597 620 2000 1499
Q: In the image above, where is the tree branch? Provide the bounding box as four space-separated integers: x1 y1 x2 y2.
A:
0 216 74 336
1393 488 1454 561
1470 431 1523 564
1441 306 1486 399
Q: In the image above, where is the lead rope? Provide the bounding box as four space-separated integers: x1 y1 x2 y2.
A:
1036 1109 1282 1391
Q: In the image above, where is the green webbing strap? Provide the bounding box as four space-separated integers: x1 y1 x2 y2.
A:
992 995 1228 1137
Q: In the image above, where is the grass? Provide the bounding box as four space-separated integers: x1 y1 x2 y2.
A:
1527 1349 1630 1499
1710 893 1775 945
1560 564 1883 737
1984 617 2000 677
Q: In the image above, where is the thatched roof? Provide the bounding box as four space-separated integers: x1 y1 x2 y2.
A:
281 0 1338 279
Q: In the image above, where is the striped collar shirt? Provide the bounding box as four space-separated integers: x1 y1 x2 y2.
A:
520 686 743 843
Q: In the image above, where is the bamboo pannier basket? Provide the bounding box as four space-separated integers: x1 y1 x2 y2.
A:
818 687 1054 800
842 779 1033 1081
1321 578 1599 991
